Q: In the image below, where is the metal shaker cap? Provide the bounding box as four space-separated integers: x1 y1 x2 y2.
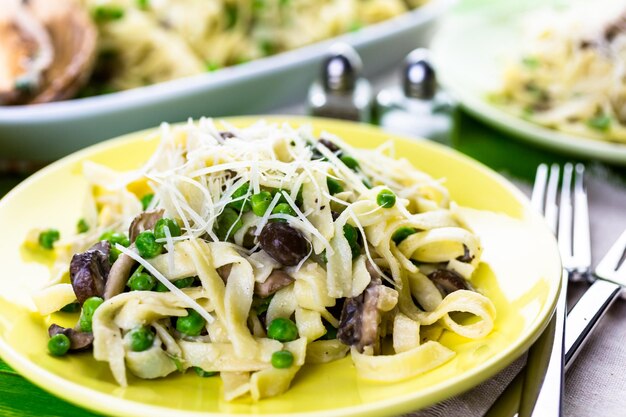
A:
321 43 363 93
403 48 436 99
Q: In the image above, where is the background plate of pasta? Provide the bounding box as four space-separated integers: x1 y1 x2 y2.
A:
0 117 561 416
431 0 626 165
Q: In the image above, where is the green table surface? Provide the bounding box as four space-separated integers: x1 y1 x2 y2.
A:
0 110 624 417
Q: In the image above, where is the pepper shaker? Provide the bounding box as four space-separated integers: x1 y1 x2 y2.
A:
376 48 454 144
307 44 373 123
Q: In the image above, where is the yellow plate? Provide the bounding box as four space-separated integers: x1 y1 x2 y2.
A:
0 117 561 417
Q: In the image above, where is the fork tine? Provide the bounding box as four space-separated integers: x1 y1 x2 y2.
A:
544 164 560 233
558 163 574 261
531 164 549 213
572 164 591 274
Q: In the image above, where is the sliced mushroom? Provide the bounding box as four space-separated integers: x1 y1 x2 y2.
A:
103 248 135 300
0 0 97 105
217 264 232 284
129 209 164 242
48 323 93 350
69 240 111 304
337 275 383 354
455 244 473 263
102 210 165 300
427 269 470 296
254 270 294 298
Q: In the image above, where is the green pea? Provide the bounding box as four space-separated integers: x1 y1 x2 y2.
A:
259 39 276 56
327 178 343 195
155 281 169 292
215 208 243 241
205 62 220 72
141 193 154 210
340 155 359 170
76 218 89 234
267 317 298 342
60 302 80 313
128 326 155 352
193 367 218 377
587 114 611 131
135 231 163 259
227 183 251 212
272 203 296 218
154 218 181 240
79 296 104 332
48 334 70 356
250 191 272 216
39 229 60 250
176 309 206 336
128 270 155 291
271 350 294 368
93 5 125 22
392 227 417 245
376 189 396 208
343 224 360 258
136 0 150 10
99 231 130 247
521 56 540 69
174 277 195 289
100 231 130 262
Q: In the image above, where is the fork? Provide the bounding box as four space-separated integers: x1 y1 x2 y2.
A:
484 163 591 417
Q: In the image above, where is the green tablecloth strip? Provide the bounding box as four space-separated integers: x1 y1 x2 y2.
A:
0 111 624 417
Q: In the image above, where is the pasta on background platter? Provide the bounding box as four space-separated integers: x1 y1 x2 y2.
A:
27 119 496 401
79 0 430 94
494 0 626 144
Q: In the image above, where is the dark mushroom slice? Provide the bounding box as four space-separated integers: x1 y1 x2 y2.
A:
69 241 111 304
219 131 236 140
242 227 257 250
129 209 164 243
427 269 471 296
318 139 340 153
48 324 93 351
456 244 473 263
337 276 383 354
216 264 232 284
258 222 309 266
254 270 294 298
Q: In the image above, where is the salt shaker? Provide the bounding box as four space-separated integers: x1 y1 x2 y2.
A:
307 44 373 123
376 49 454 144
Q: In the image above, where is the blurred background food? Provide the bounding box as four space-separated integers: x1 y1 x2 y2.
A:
0 0 430 104
495 0 626 144
82 0 428 95
0 0 96 105
0 0 445 160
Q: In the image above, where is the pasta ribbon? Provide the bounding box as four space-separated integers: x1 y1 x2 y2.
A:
351 341 455 382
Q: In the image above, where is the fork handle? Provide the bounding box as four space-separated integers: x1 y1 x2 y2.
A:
564 279 622 368
520 270 567 417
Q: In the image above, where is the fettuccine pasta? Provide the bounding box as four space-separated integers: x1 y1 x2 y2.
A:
29 119 496 401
